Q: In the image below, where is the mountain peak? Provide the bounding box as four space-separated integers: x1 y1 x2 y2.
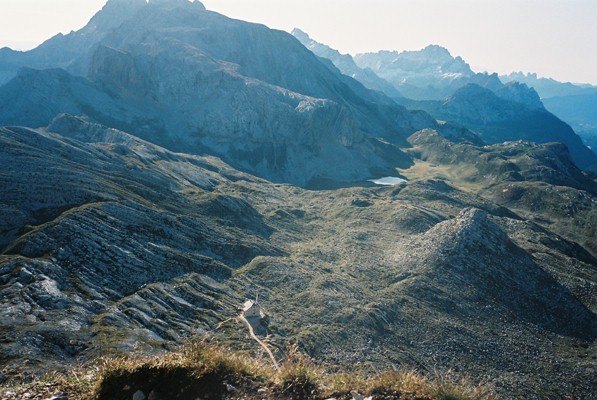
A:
290 28 404 99
86 0 147 32
397 44 464 68
421 44 452 57
290 28 310 42
99 0 206 13
148 0 206 8
450 82 493 98
353 44 475 100
103 0 146 5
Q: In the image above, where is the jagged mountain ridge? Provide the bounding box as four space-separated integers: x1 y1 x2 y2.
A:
0 0 455 186
501 72 597 157
1 120 596 398
399 84 597 170
354 45 474 99
3 0 594 180
353 45 543 108
287 31 597 170
501 71 597 99
349 45 596 165
291 28 403 99
0 0 150 85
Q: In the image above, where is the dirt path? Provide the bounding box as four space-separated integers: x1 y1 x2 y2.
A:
239 314 280 371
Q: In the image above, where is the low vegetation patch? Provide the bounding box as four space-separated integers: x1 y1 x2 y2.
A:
0 341 496 400
277 344 322 399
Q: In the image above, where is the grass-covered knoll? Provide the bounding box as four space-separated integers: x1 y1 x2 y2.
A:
0 341 495 400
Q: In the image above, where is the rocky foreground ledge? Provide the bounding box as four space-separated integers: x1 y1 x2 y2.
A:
0 341 494 400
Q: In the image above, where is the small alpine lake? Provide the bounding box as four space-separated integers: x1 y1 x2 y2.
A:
368 176 408 186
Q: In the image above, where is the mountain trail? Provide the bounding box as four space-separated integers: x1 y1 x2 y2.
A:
239 314 280 371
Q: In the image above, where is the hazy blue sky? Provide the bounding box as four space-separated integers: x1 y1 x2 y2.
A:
1 0 595 84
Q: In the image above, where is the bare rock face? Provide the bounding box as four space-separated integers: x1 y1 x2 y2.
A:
0 0 148 85
416 84 597 171
0 0 432 186
291 28 403 99
86 42 386 185
0 122 278 374
86 0 148 33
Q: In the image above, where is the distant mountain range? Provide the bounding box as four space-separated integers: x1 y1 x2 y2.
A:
399 84 594 169
292 29 597 170
353 44 543 108
2 2 594 176
501 72 597 156
501 71 597 99
291 28 403 99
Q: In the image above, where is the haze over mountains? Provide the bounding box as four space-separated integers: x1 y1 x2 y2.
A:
501 71 597 157
292 29 597 170
1 1 596 399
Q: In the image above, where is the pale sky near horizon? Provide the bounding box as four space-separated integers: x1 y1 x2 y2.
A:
0 0 595 84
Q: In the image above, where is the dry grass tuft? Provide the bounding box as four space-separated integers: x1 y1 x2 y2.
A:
430 370 496 400
180 340 267 379
1 341 495 400
277 343 322 399
367 369 431 396
327 371 367 394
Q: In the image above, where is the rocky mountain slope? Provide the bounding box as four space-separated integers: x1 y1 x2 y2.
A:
401 84 597 170
0 0 455 187
291 28 403 99
406 129 597 256
543 93 597 157
0 0 149 85
286 33 597 170
1 118 596 399
501 72 597 157
0 116 278 373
